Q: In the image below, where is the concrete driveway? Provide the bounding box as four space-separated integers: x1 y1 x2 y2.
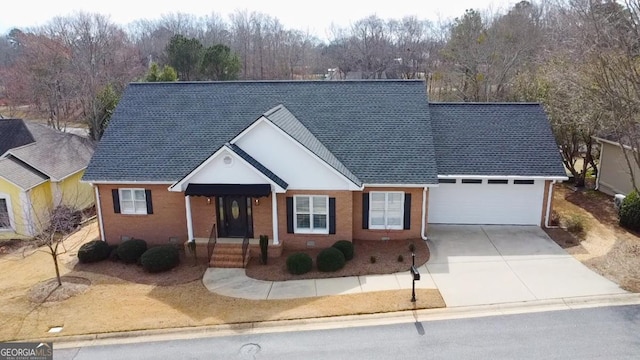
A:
424 225 627 307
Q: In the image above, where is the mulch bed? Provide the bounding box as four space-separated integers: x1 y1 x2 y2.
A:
543 227 582 249
563 186 620 227
70 253 207 286
28 276 91 303
245 238 429 281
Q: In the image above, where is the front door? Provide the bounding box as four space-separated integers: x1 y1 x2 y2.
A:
219 196 250 237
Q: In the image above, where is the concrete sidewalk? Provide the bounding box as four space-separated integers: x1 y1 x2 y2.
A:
202 267 437 300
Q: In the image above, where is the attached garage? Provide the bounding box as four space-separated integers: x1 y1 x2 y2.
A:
428 179 546 225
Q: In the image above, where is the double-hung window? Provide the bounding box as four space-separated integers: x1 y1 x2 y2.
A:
0 197 11 230
369 192 404 230
119 189 148 214
294 195 329 234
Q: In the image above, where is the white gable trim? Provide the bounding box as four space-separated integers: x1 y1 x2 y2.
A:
231 116 361 190
169 144 286 193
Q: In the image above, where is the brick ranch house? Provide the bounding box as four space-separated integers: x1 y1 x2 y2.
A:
82 80 567 263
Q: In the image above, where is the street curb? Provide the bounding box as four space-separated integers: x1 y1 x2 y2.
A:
39 292 640 349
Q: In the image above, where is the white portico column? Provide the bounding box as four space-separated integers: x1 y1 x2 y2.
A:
271 189 279 245
185 195 194 242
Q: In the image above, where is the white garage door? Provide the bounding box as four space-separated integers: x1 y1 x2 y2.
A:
428 179 545 225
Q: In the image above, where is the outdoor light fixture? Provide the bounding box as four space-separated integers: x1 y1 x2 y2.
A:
207 197 212 205
410 252 420 302
254 198 260 206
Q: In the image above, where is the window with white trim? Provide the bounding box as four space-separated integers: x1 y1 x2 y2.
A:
294 195 329 234
369 192 404 230
119 189 148 214
0 197 10 230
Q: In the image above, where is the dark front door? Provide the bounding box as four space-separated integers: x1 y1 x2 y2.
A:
220 196 249 237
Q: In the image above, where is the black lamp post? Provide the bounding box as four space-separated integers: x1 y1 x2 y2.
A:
410 252 420 302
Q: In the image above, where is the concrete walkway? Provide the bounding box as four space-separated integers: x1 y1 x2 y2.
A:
202 225 627 306
202 267 436 300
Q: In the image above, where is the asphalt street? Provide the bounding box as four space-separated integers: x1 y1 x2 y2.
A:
55 304 640 360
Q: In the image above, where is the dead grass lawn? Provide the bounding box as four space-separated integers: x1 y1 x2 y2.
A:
549 185 640 292
0 222 444 342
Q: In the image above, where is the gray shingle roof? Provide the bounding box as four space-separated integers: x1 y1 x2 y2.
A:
227 143 289 189
0 157 48 190
429 103 566 177
8 123 96 181
0 119 34 155
84 80 438 185
263 104 362 186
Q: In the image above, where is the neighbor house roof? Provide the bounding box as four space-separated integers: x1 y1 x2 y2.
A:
6 123 96 181
83 80 439 185
0 118 34 155
429 103 566 177
0 157 48 190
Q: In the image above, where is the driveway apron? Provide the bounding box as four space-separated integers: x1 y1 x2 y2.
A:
425 225 626 307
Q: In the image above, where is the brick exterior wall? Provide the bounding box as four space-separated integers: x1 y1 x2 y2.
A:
352 187 425 241
252 194 274 240
98 184 188 246
190 196 216 238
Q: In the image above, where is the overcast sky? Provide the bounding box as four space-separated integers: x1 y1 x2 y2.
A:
1 0 516 38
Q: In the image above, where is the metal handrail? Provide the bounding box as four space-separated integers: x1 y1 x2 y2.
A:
241 235 250 268
207 223 217 263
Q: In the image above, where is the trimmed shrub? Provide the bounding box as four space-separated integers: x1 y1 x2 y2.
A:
286 253 313 275
316 247 346 272
332 240 354 261
620 191 640 231
77 240 111 263
397 254 404 262
370 256 377 264
408 243 416 253
108 244 119 261
116 239 148 264
565 214 586 235
140 246 180 273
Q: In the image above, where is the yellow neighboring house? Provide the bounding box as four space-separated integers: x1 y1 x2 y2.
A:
0 119 95 239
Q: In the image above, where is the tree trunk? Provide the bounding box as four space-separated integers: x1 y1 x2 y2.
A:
51 251 62 287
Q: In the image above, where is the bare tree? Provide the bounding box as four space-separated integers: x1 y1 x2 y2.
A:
571 0 640 191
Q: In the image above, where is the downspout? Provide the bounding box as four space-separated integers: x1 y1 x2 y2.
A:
93 185 106 241
271 189 279 245
544 180 557 228
421 187 428 240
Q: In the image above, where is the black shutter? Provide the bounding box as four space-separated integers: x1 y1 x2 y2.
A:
362 193 369 229
112 189 120 213
403 193 411 230
329 197 336 234
286 197 294 233
145 189 153 214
